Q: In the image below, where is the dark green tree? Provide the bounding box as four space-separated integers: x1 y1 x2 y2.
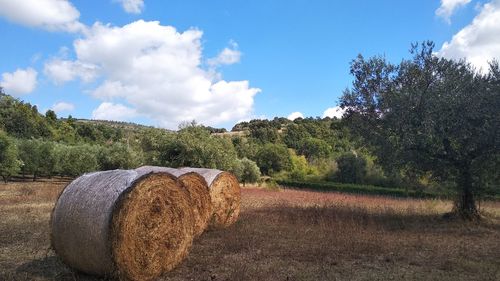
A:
38 141 57 178
336 152 367 184
298 137 332 161
255 143 291 175
283 123 310 150
232 136 259 160
233 158 261 186
56 144 100 176
98 142 141 170
0 131 20 182
45 110 57 122
0 94 52 139
158 125 238 171
17 139 42 180
340 42 500 218
248 120 280 143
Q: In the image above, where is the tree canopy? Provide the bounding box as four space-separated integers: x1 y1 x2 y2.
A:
340 42 500 218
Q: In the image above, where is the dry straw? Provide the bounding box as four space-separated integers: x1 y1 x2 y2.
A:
179 167 241 228
50 169 194 281
135 166 212 236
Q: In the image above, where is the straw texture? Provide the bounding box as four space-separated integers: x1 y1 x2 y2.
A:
179 168 241 228
51 169 194 281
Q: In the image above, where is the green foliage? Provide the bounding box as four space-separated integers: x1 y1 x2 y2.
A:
73 122 123 143
335 152 367 184
297 137 332 161
255 143 291 175
0 94 52 139
17 139 42 179
56 144 100 176
17 139 58 179
140 128 175 165
248 120 280 143
38 141 57 177
45 110 57 123
231 136 259 160
232 158 261 186
283 123 310 149
288 149 310 181
340 41 500 216
158 125 238 171
277 180 442 199
0 131 20 182
98 142 142 170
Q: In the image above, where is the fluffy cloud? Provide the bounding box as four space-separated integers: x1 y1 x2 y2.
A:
322 106 345 119
287 111 304 120
116 0 144 14
439 0 500 71
59 20 259 128
44 59 98 84
0 0 85 32
51 102 75 113
436 0 471 23
0 68 37 96
92 102 137 121
208 41 242 67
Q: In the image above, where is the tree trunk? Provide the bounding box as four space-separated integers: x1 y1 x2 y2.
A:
454 165 479 220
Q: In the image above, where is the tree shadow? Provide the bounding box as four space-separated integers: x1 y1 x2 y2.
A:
243 204 500 234
16 256 106 281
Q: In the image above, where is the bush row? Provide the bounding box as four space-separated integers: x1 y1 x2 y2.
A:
276 180 450 199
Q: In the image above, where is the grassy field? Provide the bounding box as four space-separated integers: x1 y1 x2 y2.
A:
1 180 499 281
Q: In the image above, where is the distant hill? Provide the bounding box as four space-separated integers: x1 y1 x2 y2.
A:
70 118 169 132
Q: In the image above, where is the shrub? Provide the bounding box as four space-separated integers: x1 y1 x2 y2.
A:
335 152 366 184
0 131 20 182
232 158 261 186
255 143 291 175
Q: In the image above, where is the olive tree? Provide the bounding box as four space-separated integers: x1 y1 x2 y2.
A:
340 42 499 219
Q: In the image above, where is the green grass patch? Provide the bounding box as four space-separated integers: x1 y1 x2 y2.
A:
276 180 449 199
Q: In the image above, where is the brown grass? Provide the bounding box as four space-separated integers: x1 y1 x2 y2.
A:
1 181 499 281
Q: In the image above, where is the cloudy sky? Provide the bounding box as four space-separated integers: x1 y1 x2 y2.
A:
0 0 498 129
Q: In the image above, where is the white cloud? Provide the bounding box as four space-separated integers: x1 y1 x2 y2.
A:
51 102 75 113
44 59 98 84
91 80 138 100
287 111 304 120
208 41 242 67
60 20 259 128
92 102 137 121
439 0 500 71
0 0 85 32
0 68 38 96
436 0 472 23
116 0 144 14
322 106 345 119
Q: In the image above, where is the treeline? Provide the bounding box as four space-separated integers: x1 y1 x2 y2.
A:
0 93 262 184
0 90 398 190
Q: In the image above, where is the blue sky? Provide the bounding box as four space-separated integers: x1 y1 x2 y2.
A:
0 0 498 129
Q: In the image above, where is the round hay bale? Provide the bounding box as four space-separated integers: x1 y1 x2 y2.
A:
135 166 212 236
179 168 240 228
50 169 194 281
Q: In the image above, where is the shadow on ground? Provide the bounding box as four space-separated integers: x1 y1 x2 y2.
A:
15 256 104 281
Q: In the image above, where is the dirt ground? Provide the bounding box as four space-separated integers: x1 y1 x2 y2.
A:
1 180 499 281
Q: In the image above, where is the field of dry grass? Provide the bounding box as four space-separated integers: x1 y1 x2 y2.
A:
1 180 499 281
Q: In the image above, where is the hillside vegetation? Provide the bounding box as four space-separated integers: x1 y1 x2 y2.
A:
0 42 498 218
